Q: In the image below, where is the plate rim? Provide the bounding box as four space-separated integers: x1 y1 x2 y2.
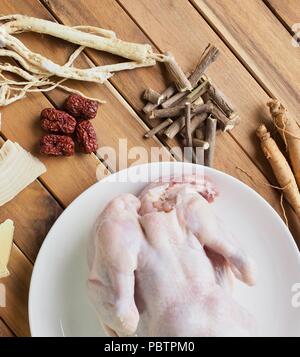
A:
28 162 300 336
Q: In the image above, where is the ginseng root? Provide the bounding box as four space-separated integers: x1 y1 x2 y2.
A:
256 124 300 220
267 99 300 190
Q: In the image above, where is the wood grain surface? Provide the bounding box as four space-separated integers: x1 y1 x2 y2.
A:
0 319 14 337
266 0 300 29
192 0 300 126
0 0 299 337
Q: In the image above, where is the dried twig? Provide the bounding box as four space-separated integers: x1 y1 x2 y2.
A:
161 90 188 109
164 51 192 92
163 115 186 139
189 113 208 134
192 101 214 115
142 85 176 114
149 105 185 119
143 88 163 104
207 84 235 117
144 118 173 138
192 138 209 150
211 105 237 131
189 45 219 88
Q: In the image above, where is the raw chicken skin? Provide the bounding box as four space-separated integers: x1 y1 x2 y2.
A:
87 176 256 337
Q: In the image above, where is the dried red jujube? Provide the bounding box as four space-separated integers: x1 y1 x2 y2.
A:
41 108 77 134
40 135 75 156
76 120 98 154
64 94 99 120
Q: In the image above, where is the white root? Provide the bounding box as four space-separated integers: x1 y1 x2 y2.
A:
72 26 116 39
1 15 153 62
55 85 106 103
1 33 112 83
0 49 48 74
0 63 40 81
0 14 165 107
64 45 85 67
97 58 156 73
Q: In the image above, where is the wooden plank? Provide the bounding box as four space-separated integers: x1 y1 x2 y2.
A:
0 137 62 262
0 245 33 336
1 0 173 172
191 0 300 126
0 319 14 337
42 0 300 241
266 0 300 29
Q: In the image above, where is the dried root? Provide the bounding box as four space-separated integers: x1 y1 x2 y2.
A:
0 14 167 106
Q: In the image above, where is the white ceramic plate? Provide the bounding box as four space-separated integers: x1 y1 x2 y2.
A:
29 162 300 337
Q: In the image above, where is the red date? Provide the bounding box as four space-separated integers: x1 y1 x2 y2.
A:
40 135 75 156
64 94 99 119
41 108 76 134
76 120 98 154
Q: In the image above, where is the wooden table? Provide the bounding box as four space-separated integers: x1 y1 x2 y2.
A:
0 0 299 337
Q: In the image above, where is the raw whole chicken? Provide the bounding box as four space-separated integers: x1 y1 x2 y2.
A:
87 175 256 337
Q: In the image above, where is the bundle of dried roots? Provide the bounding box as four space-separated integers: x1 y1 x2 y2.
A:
0 14 168 106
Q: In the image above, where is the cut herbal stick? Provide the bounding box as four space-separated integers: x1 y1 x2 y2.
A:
149 105 185 119
267 100 300 189
144 119 173 138
192 138 209 150
143 88 163 104
210 105 237 132
161 72 192 109
256 125 300 220
207 84 235 118
189 113 208 134
164 116 186 139
164 52 192 92
142 85 176 114
161 91 188 109
189 45 219 88
192 101 214 115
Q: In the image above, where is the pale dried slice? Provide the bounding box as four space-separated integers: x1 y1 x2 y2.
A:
0 140 46 207
0 219 14 278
